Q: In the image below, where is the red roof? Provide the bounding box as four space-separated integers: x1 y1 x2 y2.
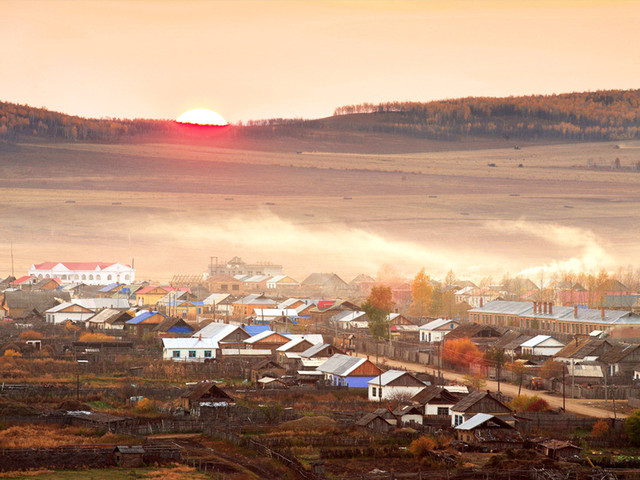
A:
11 275 34 285
318 300 336 310
33 262 130 270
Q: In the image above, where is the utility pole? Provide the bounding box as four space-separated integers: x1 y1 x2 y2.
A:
562 366 566 411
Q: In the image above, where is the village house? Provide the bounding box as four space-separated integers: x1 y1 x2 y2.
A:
86 308 133 331
250 359 286 383
179 381 233 416
411 385 461 416
419 318 459 342
519 335 565 358
244 330 291 352
265 275 300 290
192 323 251 349
205 274 244 295
355 408 396 433
454 413 523 450
276 334 323 370
0 290 71 319
153 317 194 336
598 344 640 382
10 275 40 290
329 310 369 330
252 308 299 326
44 298 130 324
392 405 424 426
162 336 219 362
202 293 233 320
389 313 419 341
554 337 612 364
124 311 167 338
368 370 428 402
301 273 350 296
450 391 513 427
537 440 581 460
232 294 278 319
317 353 383 388
308 300 361 330
29 261 135 285
136 285 186 307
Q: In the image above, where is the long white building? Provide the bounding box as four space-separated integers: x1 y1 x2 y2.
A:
28 262 135 285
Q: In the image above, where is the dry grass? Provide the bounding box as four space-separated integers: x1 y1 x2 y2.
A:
276 415 337 434
0 424 140 448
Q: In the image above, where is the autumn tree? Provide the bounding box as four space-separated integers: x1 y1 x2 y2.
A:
540 359 565 379
428 284 443 317
363 285 394 339
444 270 456 288
591 419 611 438
409 269 433 317
509 395 550 412
442 338 483 369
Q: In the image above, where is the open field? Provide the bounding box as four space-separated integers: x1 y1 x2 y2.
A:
1 138 640 281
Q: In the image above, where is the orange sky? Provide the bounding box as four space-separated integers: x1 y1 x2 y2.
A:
1 0 639 123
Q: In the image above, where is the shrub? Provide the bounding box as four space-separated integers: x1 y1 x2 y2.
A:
18 330 43 340
3 349 22 358
509 395 550 412
409 435 437 458
591 419 611 438
625 410 640 446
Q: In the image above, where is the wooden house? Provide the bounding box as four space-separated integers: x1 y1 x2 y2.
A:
135 285 171 307
368 370 427 402
179 382 233 416
455 413 523 450
153 317 194 336
355 408 395 433
124 311 167 338
598 344 640 383
232 294 277 319
0 290 70 319
392 405 423 426
86 308 133 331
113 446 144 467
411 385 460 416
258 377 288 389
251 359 286 383
419 318 460 342
205 274 244 295
244 330 290 352
537 440 581 460
317 353 383 388
450 391 512 427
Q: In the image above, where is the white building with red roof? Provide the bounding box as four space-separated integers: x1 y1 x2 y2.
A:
28 262 135 286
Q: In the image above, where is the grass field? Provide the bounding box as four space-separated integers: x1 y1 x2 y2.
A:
1 137 639 282
0 465 208 479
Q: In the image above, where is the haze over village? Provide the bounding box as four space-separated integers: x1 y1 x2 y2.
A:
3 1 640 479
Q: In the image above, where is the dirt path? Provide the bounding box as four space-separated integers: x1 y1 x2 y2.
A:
357 353 626 419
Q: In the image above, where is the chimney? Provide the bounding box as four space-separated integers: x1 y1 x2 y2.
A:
574 305 578 318
601 308 605 320
198 334 202 341
549 302 553 315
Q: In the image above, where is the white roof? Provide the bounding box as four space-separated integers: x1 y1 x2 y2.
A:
258 376 283 384
253 309 298 318
245 274 272 283
202 293 230 305
443 385 469 394
420 318 458 331
245 330 290 344
297 370 324 376
317 354 368 376
300 358 326 368
163 337 218 349
368 370 415 386
455 413 496 431
276 334 324 352
45 298 130 313
521 335 564 348
192 323 244 343
572 364 603 378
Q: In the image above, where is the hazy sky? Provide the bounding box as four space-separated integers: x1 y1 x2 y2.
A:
2 0 639 123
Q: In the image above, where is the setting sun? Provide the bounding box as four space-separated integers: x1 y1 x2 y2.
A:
176 108 228 126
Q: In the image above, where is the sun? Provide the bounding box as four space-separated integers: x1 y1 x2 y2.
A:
176 108 228 126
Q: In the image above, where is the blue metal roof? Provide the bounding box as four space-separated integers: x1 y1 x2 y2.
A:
244 325 271 336
98 283 122 292
126 311 162 324
169 326 193 333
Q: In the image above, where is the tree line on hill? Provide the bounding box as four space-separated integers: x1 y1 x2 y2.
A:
333 89 640 141
2 89 640 143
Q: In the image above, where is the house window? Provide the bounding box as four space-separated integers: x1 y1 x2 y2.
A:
107 275 112 281
221 284 228 291
437 407 449 416
454 414 464 426
125 275 130 281
189 350 196 358
173 351 180 358
197 308 202 314
232 284 240 291
204 350 212 358
371 387 377 397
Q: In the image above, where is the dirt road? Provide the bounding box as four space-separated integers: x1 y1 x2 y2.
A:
358 353 626 419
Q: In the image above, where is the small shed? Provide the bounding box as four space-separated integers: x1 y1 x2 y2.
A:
113 445 145 467
180 381 233 416
538 440 581 460
355 411 393 433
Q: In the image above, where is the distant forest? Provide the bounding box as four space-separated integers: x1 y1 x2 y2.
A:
2 89 640 143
